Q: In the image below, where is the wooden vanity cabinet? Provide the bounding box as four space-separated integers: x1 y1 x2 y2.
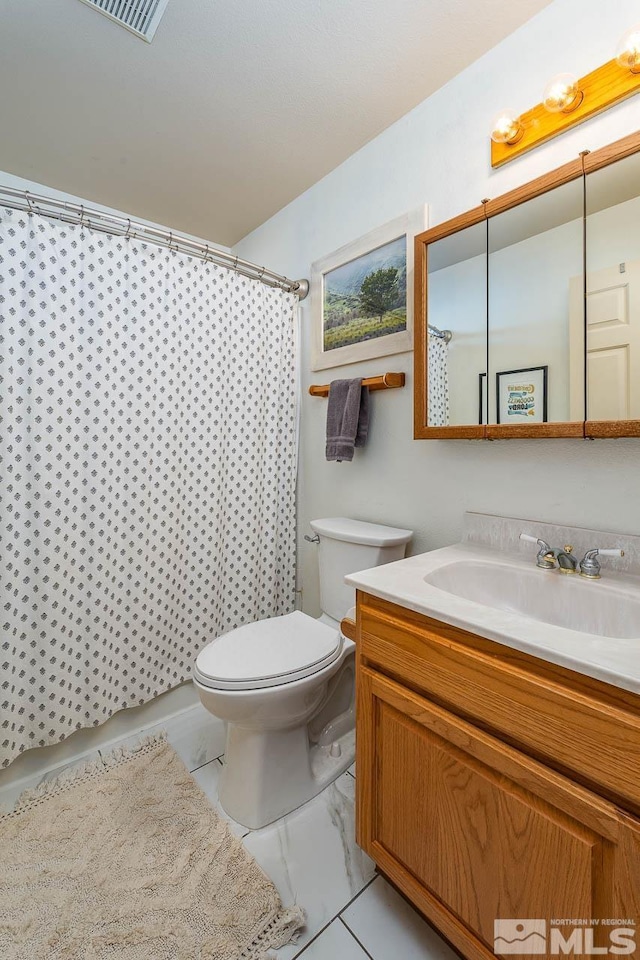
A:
353 593 640 960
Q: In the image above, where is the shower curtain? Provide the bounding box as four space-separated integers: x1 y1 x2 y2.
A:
0 208 298 768
428 333 450 426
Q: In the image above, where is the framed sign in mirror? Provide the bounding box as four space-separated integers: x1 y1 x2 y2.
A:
496 366 548 425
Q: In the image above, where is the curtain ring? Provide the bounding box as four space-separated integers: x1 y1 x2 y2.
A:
203 244 209 262
233 256 239 273
258 266 266 281
125 218 131 240
24 190 34 215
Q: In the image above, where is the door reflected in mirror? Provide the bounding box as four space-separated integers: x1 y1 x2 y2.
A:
426 221 487 427
488 178 585 426
585 151 640 422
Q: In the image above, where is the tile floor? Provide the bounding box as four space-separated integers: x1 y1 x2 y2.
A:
0 703 457 960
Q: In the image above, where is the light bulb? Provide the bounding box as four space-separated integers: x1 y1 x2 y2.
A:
490 108 523 145
543 73 583 113
617 24 640 73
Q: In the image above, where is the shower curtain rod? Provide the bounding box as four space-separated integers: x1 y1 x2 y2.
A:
0 185 310 299
428 324 452 342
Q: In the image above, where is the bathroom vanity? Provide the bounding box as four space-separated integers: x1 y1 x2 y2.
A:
345 515 640 960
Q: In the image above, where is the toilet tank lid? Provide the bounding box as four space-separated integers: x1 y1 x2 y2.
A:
309 517 413 547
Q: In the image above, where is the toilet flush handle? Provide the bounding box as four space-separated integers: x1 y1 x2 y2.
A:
304 534 320 544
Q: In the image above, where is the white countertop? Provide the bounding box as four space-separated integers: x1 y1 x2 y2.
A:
346 541 640 696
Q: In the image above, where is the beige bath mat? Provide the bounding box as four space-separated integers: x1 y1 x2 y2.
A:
0 735 304 959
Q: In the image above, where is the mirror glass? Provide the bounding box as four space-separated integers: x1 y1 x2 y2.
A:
426 221 487 427
487 179 585 426
585 151 640 422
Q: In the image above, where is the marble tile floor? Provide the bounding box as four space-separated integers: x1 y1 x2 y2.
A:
0 703 457 960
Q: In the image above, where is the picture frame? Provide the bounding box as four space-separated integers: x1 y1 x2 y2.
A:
310 207 428 371
478 373 487 425
496 366 548 424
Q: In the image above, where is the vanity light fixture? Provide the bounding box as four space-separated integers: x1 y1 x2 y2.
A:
542 73 583 113
491 25 640 167
490 108 523 145
617 23 640 72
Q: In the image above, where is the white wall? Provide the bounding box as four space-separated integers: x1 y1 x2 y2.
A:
588 194 640 269
0 170 230 253
235 0 640 616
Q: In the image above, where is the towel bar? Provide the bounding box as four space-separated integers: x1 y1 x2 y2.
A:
309 372 405 397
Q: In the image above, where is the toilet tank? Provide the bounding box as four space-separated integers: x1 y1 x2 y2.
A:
309 517 413 623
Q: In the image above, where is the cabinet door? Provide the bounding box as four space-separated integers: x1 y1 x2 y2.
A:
486 176 585 437
356 666 639 960
584 148 640 437
416 216 488 438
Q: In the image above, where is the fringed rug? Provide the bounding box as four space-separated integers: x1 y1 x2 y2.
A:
0 735 304 959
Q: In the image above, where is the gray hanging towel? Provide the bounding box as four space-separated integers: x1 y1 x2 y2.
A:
325 378 370 462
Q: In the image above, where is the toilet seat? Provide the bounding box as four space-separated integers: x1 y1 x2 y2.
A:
194 610 343 691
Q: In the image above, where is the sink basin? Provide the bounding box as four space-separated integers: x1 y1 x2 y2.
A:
346 517 640 693
424 559 640 640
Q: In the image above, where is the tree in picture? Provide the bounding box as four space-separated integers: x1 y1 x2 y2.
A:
322 235 407 351
360 267 399 323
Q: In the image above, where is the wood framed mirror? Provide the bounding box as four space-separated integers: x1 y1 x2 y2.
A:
414 128 640 440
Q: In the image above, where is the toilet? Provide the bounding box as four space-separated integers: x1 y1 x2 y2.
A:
193 517 412 829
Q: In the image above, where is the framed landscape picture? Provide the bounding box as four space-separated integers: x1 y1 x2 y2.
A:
310 207 428 371
496 366 548 424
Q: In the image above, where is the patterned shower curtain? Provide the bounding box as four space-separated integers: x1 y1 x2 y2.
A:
428 333 450 426
0 208 298 768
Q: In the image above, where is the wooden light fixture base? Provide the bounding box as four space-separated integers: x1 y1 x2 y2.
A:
491 57 640 168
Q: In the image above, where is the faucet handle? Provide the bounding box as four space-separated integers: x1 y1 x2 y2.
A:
579 547 624 580
519 532 556 569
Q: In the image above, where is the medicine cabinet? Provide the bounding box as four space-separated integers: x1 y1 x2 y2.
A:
414 129 640 439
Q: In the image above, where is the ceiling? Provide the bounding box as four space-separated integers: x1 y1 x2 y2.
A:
0 0 552 246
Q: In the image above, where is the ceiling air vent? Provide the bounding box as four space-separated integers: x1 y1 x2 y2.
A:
77 0 170 42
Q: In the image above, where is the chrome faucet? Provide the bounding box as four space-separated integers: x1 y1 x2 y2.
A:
555 546 578 574
579 547 624 579
521 533 624 579
519 533 556 569
520 534 577 572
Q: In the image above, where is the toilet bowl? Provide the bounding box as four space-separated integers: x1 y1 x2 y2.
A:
194 611 355 829
194 517 412 829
